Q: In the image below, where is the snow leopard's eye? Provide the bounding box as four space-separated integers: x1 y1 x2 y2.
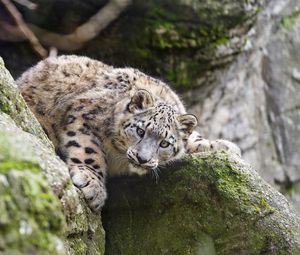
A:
136 127 145 138
160 140 170 148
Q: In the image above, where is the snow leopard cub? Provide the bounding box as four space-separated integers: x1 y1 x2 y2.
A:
17 55 240 211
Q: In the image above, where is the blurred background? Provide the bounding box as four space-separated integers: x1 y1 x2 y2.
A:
0 0 300 213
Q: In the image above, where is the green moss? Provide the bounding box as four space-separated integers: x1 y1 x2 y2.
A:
104 152 299 254
258 196 274 212
142 0 236 52
64 209 105 255
0 60 106 254
0 67 27 117
280 10 300 29
66 237 87 255
0 58 53 149
0 160 40 173
81 0 258 91
287 185 296 195
0 170 65 254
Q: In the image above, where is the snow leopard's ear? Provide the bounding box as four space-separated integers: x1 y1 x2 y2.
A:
128 89 154 113
177 114 198 134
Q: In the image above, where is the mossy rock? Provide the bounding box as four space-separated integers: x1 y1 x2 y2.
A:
1 0 261 90
81 0 260 90
0 113 66 255
0 58 105 255
0 57 52 148
103 153 300 254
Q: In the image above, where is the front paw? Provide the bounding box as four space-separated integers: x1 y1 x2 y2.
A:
210 139 241 157
70 167 107 211
187 132 241 157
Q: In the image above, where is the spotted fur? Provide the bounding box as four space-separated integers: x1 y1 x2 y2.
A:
17 55 240 211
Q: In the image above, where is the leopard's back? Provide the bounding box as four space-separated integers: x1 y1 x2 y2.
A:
17 55 112 115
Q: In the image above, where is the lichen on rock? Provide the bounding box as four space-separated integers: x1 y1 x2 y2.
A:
103 153 300 254
0 112 65 255
0 57 52 149
1 12 300 251
0 58 105 255
80 0 261 90
0 0 262 91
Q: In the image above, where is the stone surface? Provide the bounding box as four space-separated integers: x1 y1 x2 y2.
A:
186 0 300 213
80 0 260 91
2 51 300 253
1 0 300 252
0 112 65 255
104 153 300 254
0 58 105 255
0 0 261 91
0 57 52 148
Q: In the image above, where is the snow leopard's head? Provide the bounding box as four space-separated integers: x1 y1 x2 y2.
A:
113 89 197 175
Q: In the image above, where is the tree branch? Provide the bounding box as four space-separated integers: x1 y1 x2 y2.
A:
12 0 37 10
0 0 131 51
29 0 132 51
1 0 47 58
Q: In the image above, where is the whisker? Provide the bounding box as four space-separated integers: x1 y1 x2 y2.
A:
151 167 160 184
156 166 162 175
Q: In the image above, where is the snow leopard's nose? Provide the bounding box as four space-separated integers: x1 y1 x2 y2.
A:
136 153 149 164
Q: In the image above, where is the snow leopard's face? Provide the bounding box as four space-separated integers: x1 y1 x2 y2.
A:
113 90 197 175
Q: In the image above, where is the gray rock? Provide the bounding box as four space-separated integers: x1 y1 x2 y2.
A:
104 153 300 254
187 0 300 213
0 58 105 255
1 0 300 252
